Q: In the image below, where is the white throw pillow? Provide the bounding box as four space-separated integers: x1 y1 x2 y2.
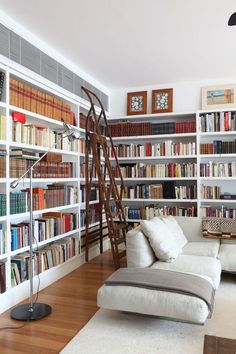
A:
160 215 188 248
140 217 182 262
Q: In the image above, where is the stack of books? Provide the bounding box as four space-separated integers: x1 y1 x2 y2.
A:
201 185 221 199
200 140 236 154
200 111 236 132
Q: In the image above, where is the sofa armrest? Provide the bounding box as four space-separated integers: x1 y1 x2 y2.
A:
126 227 156 268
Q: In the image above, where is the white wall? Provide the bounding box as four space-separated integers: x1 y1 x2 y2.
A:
110 76 236 116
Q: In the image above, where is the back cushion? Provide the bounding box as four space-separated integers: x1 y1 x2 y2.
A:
140 217 183 262
161 215 187 248
126 226 156 268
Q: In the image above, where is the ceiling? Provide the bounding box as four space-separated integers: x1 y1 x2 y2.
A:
0 0 236 89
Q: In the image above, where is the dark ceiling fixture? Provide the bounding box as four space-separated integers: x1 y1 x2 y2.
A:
228 12 236 25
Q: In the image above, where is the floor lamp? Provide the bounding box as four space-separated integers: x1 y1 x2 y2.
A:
10 121 81 321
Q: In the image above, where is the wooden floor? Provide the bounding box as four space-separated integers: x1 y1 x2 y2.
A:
0 251 115 354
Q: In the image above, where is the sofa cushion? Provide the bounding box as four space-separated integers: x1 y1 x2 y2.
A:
126 226 156 268
182 241 220 258
140 217 182 262
161 215 187 248
150 254 221 289
218 244 236 272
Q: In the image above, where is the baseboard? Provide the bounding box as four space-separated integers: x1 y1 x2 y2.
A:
0 238 110 314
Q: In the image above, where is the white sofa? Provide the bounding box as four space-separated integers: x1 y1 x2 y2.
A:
97 216 235 324
126 216 236 288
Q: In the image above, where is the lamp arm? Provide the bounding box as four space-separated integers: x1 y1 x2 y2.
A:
10 132 68 188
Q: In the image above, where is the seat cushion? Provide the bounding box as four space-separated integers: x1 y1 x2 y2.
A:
218 244 236 272
140 217 183 262
150 254 221 289
97 283 210 324
126 226 156 268
182 241 220 258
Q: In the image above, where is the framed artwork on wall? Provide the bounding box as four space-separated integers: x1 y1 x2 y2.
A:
152 88 173 114
201 84 236 110
127 91 147 115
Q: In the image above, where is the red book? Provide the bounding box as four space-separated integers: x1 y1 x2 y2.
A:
224 112 229 131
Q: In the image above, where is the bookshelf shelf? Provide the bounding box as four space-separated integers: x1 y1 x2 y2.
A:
119 177 197 181
111 133 196 141
9 105 67 128
0 253 7 261
200 177 236 180
80 200 100 209
122 198 197 203
9 178 78 184
0 178 6 183
9 142 79 156
10 228 80 257
0 102 6 108
108 111 196 122
200 154 236 158
201 199 236 203
110 155 197 161
9 203 79 219
200 131 236 137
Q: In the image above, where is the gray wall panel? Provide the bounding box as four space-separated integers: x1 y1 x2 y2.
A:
0 24 10 57
10 31 20 63
41 53 58 84
21 39 40 74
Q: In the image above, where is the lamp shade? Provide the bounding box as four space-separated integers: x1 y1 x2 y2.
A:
228 12 236 26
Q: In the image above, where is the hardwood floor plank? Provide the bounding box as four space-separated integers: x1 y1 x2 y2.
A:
0 251 115 354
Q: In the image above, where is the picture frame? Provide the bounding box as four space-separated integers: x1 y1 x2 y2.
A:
201 84 236 110
127 91 147 115
152 88 173 114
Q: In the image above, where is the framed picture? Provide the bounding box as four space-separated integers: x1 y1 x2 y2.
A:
152 88 173 113
127 91 147 115
201 84 236 110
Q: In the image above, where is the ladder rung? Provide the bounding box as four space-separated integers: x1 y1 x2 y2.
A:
118 250 126 259
113 223 127 230
115 238 126 245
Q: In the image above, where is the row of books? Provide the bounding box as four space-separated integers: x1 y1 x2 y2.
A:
0 262 5 293
108 121 196 137
120 205 197 219
0 152 6 177
10 185 77 215
10 158 76 178
0 194 6 216
11 235 80 286
80 205 105 227
12 121 79 152
201 185 221 199
110 141 196 158
0 115 6 140
200 162 236 177
174 185 197 199
0 224 6 255
10 78 75 125
0 71 5 101
118 184 164 199
201 206 236 218
200 111 236 132
80 186 99 203
115 163 197 178
200 140 236 155
11 212 79 251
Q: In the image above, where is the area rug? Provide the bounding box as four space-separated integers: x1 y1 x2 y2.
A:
60 275 236 354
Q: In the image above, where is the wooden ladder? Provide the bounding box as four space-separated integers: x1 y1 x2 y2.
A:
82 87 128 269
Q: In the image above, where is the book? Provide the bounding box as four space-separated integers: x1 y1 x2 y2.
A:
0 71 5 102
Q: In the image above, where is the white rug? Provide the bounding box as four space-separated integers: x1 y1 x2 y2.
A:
60 275 236 354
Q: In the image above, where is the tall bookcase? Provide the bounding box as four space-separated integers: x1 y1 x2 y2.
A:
0 62 109 313
107 108 236 223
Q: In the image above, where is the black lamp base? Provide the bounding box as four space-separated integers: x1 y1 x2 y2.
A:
10 303 52 321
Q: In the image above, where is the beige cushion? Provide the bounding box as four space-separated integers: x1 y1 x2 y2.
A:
150 254 221 289
97 283 210 324
140 217 182 262
161 216 187 248
126 226 156 268
218 244 236 272
182 241 220 258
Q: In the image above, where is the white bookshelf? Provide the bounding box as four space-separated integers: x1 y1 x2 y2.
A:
0 61 108 314
108 108 236 221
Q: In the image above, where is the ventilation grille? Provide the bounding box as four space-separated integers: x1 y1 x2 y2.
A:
0 23 109 110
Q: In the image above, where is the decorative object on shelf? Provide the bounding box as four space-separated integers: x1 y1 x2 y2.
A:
228 12 236 26
201 84 236 110
12 111 26 124
152 88 173 113
9 122 81 321
127 91 147 115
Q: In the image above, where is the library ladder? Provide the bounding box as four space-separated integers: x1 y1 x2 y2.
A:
82 87 128 269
